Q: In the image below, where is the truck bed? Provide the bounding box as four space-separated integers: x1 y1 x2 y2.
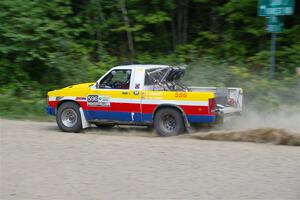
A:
189 86 243 115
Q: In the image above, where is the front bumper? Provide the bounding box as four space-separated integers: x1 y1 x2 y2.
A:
46 106 56 116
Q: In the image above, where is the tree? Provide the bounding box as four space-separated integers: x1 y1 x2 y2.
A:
120 0 135 59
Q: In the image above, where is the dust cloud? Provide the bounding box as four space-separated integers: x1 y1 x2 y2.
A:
186 128 300 146
180 59 300 146
86 111 300 146
186 110 300 146
222 110 300 132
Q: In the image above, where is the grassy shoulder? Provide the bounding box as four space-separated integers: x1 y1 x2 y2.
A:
0 95 55 121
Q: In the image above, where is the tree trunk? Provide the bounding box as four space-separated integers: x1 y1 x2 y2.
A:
258 35 264 51
171 11 177 49
172 0 189 46
182 0 189 44
120 0 135 60
177 3 183 44
92 0 105 62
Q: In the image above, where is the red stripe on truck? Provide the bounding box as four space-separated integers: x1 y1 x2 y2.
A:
48 100 212 115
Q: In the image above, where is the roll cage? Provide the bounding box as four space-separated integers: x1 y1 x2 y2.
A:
145 67 189 91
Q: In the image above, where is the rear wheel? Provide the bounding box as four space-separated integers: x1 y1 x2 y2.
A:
56 102 82 132
154 108 185 137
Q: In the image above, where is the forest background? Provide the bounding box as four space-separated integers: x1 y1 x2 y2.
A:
0 0 299 119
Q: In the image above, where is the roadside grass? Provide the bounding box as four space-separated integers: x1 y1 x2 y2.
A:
0 95 55 121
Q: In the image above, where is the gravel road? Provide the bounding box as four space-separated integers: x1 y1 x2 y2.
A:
1 119 299 200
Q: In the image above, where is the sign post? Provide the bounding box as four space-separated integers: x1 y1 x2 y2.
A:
266 15 283 78
258 0 295 79
270 33 276 79
266 15 283 32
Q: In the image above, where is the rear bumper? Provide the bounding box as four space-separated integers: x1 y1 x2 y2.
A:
218 106 242 115
187 115 216 123
46 106 56 116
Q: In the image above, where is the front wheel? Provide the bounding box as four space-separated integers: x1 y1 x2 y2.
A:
154 108 185 137
56 102 82 132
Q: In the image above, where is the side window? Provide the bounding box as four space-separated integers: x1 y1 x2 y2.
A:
144 73 154 86
144 68 166 85
100 69 132 89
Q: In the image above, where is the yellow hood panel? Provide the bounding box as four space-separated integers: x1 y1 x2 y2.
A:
48 83 94 97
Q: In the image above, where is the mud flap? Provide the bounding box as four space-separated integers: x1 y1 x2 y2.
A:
80 107 90 129
182 114 193 133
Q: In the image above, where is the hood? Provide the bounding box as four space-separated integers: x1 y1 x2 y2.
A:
48 82 94 97
63 82 95 89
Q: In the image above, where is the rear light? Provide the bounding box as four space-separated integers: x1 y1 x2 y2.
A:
209 98 216 113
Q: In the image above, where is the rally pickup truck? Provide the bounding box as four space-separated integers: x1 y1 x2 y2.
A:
47 64 243 136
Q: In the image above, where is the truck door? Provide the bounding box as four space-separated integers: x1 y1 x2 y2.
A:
129 67 145 122
86 69 135 122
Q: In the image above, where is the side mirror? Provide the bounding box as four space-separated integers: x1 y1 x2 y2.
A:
95 82 99 88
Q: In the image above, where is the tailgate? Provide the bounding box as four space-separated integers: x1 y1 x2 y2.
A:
188 86 243 115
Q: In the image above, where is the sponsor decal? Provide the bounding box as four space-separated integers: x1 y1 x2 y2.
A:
135 83 140 89
133 91 139 95
174 92 187 98
144 93 162 99
87 95 110 107
75 97 86 101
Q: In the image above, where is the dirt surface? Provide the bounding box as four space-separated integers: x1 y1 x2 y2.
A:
185 128 300 146
1 119 300 200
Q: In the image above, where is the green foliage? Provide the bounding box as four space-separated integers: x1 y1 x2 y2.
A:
0 0 90 92
0 0 299 118
0 83 50 119
136 11 171 24
184 57 300 112
87 52 118 81
0 94 50 120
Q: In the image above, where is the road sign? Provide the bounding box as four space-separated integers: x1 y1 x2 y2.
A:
258 1 295 79
258 0 295 16
266 16 283 32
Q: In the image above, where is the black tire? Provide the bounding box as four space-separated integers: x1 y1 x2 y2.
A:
94 123 115 129
154 108 185 137
56 102 82 133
